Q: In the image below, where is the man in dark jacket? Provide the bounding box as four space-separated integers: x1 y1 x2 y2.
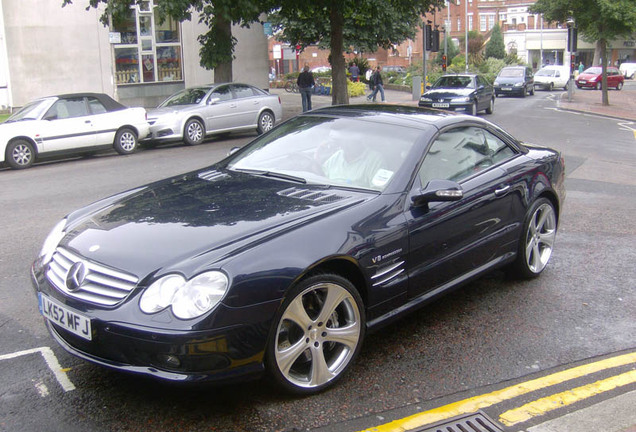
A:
367 66 385 102
297 65 315 112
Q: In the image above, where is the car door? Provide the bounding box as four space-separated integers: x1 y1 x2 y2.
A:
475 76 491 109
38 97 95 153
203 84 237 133
406 125 519 298
85 96 119 146
526 67 534 92
230 84 261 128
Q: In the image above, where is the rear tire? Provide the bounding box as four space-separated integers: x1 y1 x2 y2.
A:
113 128 138 155
511 197 557 279
257 111 275 134
6 139 35 169
485 97 494 114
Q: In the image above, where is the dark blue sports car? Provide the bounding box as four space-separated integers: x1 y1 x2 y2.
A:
32 105 565 394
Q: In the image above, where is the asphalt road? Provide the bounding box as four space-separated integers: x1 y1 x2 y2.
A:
0 89 634 432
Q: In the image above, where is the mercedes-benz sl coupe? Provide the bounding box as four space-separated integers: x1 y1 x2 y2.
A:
32 105 565 394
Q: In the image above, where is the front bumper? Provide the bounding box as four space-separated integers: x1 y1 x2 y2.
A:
418 101 473 113
494 86 525 95
575 80 598 88
32 265 279 383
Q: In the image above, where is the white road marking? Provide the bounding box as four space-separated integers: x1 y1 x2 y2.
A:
33 380 50 397
0 347 76 392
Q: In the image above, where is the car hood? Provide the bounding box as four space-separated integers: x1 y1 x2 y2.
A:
147 105 200 119
577 73 599 80
423 88 475 98
60 169 367 278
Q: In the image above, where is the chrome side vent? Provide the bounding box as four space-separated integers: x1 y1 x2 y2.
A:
278 187 344 203
46 247 139 307
198 170 230 182
371 261 405 286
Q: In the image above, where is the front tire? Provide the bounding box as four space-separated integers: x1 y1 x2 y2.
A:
616 82 623 90
6 139 35 169
470 101 478 116
266 273 365 394
183 118 205 146
113 128 138 155
512 198 557 278
257 111 275 134
485 97 494 114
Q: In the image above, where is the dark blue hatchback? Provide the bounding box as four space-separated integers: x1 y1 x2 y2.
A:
32 105 565 394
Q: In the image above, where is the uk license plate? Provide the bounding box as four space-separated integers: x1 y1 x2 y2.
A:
579 80 587 84
432 103 450 108
39 293 92 341
502 87 512 91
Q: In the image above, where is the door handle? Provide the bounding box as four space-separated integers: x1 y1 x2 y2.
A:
85 120 91 124
495 185 511 196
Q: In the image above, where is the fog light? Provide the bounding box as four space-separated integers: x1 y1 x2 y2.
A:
158 354 181 368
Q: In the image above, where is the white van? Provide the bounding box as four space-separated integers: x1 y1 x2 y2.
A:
619 63 636 79
533 65 571 90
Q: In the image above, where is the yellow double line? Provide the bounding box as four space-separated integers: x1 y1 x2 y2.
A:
360 351 636 432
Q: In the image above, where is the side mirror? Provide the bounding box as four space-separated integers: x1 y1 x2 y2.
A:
425 84 432 90
411 179 463 208
478 85 485 90
208 97 221 105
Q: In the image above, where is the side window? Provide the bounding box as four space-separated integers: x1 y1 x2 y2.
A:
87 97 108 115
418 127 515 187
45 98 88 120
232 84 256 99
209 85 233 102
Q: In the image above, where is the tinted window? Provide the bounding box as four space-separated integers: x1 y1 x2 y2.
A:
87 97 108 114
232 84 256 99
209 85 233 102
418 126 515 186
47 98 88 120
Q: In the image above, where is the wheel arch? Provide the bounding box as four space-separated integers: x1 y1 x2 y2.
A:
297 257 369 307
4 136 39 164
535 189 561 227
115 124 140 138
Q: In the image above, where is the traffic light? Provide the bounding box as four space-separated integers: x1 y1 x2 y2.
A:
431 29 440 52
567 26 577 52
425 25 432 51
442 55 447 72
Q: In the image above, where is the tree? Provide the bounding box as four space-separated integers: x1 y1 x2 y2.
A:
63 0 270 83
529 0 636 106
485 24 505 60
270 0 445 105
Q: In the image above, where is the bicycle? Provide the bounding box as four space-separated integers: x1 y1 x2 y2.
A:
284 80 299 93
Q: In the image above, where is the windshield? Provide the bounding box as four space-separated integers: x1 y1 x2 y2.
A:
535 69 555 77
583 67 602 75
499 68 524 78
159 88 211 107
6 99 52 122
433 76 474 89
226 115 422 192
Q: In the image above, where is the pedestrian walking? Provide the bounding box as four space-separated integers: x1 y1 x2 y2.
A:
297 64 315 112
349 62 360 82
367 66 385 102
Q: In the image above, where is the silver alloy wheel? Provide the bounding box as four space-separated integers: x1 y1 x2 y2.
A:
258 112 274 134
11 142 33 167
185 120 204 144
274 282 362 389
118 131 136 152
525 202 557 274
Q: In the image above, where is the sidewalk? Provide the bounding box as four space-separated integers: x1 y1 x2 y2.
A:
557 84 636 121
272 82 636 122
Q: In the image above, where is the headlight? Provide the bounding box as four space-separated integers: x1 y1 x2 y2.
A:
140 271 229 319
514 82 524 87
494 81 500 86
420 97 433 102
39 219 67 265
451 96 470 102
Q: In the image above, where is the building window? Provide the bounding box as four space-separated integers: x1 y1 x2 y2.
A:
468 15 473 31
480 15 487 32
488 14 495 30
112 1 183 85
457 17 461 32
499 12 506 22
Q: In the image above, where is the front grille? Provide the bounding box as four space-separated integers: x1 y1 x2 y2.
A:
47 247 139 307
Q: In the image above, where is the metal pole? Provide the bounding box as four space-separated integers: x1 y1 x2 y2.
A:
423 21 427 89
465 0 468 72
445 0 449 60
540 16 543 68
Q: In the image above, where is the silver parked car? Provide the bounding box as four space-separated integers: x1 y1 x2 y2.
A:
145 83 283 146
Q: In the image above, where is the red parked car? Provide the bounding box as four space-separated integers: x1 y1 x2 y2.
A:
576 67 625 90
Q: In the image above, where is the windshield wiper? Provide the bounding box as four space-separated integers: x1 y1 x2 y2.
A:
233 168 307 184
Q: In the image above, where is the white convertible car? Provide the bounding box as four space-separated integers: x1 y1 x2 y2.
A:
1 93 149 169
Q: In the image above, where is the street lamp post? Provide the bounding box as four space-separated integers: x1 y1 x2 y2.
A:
465 0 468 72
